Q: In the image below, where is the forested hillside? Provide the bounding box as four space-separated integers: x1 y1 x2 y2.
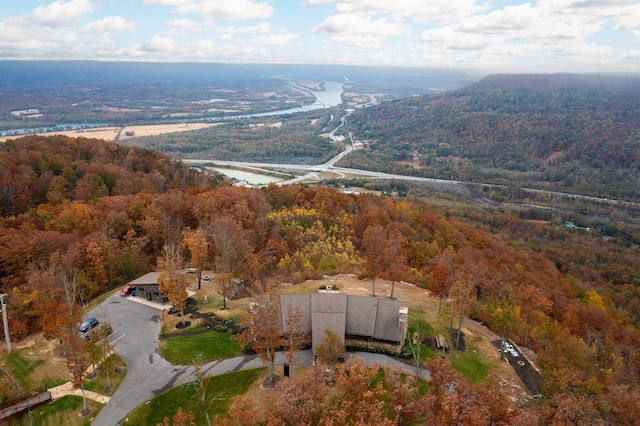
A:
124 110 342 164
342 73 640 202
1 135 639 422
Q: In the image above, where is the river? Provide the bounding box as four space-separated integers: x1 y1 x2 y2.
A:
1 81 345 137
208 167 285 186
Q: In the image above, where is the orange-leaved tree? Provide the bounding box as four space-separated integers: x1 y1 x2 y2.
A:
182 227 209 290
157 243 188 326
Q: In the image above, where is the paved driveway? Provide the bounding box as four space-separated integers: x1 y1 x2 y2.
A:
90 294 428 425
91 295 195 426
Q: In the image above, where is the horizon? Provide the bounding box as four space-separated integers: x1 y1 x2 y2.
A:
2 1 640 74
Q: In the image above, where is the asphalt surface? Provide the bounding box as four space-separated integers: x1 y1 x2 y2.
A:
90 294 429 425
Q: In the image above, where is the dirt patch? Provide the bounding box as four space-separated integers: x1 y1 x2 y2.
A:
0 333 71 394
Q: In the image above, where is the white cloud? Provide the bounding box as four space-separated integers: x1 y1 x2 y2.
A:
313 13 408 37
143 0 273 20
307 0 485 24
24 0 95 27
141 35 180 52
251 33 297 46
83 16 137 33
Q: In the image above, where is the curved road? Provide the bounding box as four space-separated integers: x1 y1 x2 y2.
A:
91 294 425 425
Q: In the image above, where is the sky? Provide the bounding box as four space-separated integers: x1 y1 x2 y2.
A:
1 0 639 73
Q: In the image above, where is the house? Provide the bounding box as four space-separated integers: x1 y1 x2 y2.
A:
279 293 409 354
127 272 167 303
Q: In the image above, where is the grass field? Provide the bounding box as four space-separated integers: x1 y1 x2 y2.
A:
124 368 265 426
13 395 104 426
3 346 68 393
159 330 243 365
83 354 126 395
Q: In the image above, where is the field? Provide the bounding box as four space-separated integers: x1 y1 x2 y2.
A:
0 122 222 143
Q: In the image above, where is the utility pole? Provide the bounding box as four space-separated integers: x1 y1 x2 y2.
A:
0 294 11 353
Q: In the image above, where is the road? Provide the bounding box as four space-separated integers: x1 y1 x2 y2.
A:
90 294 427 425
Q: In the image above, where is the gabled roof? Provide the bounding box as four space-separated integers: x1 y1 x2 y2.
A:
128 271 161 286
279 293 409 351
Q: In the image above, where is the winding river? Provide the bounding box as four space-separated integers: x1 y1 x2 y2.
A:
1 81 345 137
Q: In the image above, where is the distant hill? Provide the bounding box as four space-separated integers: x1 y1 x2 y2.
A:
342 73 640 202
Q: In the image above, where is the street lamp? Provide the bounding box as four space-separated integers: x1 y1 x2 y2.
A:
0 294 11 353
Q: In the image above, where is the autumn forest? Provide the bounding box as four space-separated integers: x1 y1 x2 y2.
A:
0 132 639 423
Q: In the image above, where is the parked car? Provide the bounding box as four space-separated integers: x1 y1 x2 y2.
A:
120 285 136 297
79 317 99 334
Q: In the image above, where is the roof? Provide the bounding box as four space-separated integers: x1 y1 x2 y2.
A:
128 272 161 286
279 293 409 351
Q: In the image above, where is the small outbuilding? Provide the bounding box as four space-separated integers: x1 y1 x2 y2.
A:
127 272 167 303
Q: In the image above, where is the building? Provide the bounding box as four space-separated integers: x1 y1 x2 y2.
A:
280 293 409 353
127 272 167 303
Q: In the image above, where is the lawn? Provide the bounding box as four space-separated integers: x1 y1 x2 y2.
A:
4 348 67 393
13 395 104 426
448 336 490 384
124 368 266 425
159 330 243 365
83 354 127 395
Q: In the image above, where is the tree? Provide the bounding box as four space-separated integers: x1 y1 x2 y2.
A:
451 248 485 350
157 407 196 426
384 223 409 299
236 289 282 387
265 367 330 425
314 329 345 383
384 366 433 425
191 355 213 426
328 356 396 425
405 322 429 378
211 216 252 310
157 243 188 326
428 250 454 313
363 224 388 297
281 295 309 367
486 291 521 360
182 228 209 290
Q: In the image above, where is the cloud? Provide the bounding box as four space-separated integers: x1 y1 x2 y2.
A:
140 35 181 52
251 34 297 46
83 16 137 33
307 0 485 24
313 13 408 37
143 0 273 20
23 0 95 27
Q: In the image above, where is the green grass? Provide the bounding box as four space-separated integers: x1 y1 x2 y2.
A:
160 330 243 365
6 351 45 390
42 377 67 389
13 395 104 426
83 354 126 395
124 368 266 426
448 337 490 384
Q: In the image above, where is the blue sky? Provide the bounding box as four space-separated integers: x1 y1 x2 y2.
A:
1 0 639 72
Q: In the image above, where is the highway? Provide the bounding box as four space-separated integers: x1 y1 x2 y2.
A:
181 112 635 208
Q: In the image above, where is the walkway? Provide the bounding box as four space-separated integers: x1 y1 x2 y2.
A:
49 381 110 404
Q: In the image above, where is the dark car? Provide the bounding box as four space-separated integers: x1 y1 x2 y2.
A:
79 317 99 334
120 285 136 297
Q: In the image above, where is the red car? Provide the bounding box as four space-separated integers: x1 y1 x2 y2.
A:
120 285 136 297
